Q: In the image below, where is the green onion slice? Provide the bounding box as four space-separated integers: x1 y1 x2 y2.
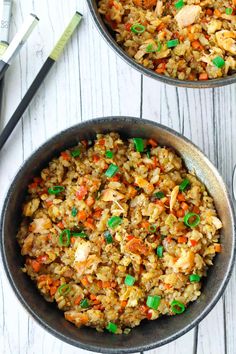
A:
167 39 179 48
124 274 135 286
146 42 162 53
179 178 190 191
48 186 65 195
59 229 71 247
225 7 233 15
71 207 78 217
72 232 88 239
80 298 90 308
189 274 201 282
104 230 113 244
148 224 157 233
184 212 200 228
146 295 161 310
71 149 81 157
171 300 185 314
131 23 146 34
146 149 151 158
133 138 144 152
58 283 71 296
107 216 122 229
212 56 225 68
155 191 165 199
106 321 118 333
175 0 184 9
156 245 164 258
105 150 114 159
105 164 119 177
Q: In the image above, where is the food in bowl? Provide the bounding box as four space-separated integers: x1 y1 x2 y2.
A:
98 0 236 81
17 133 222 334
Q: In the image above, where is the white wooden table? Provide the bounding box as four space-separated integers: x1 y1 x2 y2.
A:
0 1 235 353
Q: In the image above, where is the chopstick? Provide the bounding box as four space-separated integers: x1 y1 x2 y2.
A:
0 13 39 81
0 0 12 113
0 12 83 151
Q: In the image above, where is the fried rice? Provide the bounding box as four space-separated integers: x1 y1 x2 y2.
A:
98 0 236 80
17 133 222 334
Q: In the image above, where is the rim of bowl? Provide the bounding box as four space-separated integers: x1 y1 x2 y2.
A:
86 0 236 89
1 116 236 353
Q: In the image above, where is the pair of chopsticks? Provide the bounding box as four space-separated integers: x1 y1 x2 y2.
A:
0 10 83 150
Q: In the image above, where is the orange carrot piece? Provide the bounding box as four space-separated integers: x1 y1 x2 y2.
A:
61 151 70 161
206 8 213 15
148 138 158 147
93 154 100 162
77 210 87 221
190 239 198 247
141 221 149 229
192 40 201 50
74 296 82 305
31 260 41 272
176 209 185 218
86 196 95 207
81 276 89 287
177 194 186 202
121 300 127 308
192 205 200 214
214 244 222 253
90 294 97 301
178 236 187 243
181 202 189 211
199 73 208 80
214 9 221 17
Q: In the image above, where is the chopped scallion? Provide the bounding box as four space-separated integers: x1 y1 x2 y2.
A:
171 300 185 314
107 216 122 229
189 274 201 282
71 207 78 217
148 224 157 233
175 0 184 9
156 245 164 258
184 212 200 228
225 7 233 15
59 229 71 247
212 56 225 68
155 191 165 199
124 274 135 286
80 298 90 308
105 164 119 177
71 149 81 158
167 39 179 48
58 283 71 296
105 150 114 159
179 178 190 191
72 232 88 239
48 186 65 195
146 295 161 310
131 23 146 34
133 138 144 152
106 322 117 333
104 230 113 244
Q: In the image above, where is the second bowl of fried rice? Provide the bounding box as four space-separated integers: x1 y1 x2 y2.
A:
87 0 236 87
1 117 235 353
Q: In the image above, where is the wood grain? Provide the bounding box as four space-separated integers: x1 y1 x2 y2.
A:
0 1 235 354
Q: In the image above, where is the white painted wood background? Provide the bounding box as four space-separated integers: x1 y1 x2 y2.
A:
0 0 235 353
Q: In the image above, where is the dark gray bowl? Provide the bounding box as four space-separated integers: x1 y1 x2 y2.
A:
1 117 235 353
86 0 236 88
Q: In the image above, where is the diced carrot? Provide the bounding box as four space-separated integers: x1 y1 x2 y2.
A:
179 35 185 42
177 194 186 202
153 156 158 168
50 286 58 296
45 200 53 208
125 22 132 31
127 235 135 240
37 254 48 263
90 294 97 301
164 283 172 290
141 221 150 229
178 236 187 243
148 138 158 147
157 22 166 31
74 296 82 305
97 280 103 288
188 73 196 81
98 139 105 146
126 238 148 256
199 73 208 80
127 186 137 198
93 154 100 162
156 63 166 74
77 210 87 221
188 33 195 41
61 151 70 161
214 9 221 17
206 8 213 16
31 260 41 272
192 205 200 214
76 186 88 200
121 300 127 308
102 281 111 288
94 209 102 218
181 202 189 211
57 221 64 229
176 209 185 218
84 219 95 230
190 239 198 247
86 196 95 207
81 276 89 287
146 309 153 320
140 304 148 314
70 237 76 244
110 173 121 181
192 40 201 50
28 182 38 189
214 244 222 253
103 163 109 170
166 236 172 243
28 224 35 232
